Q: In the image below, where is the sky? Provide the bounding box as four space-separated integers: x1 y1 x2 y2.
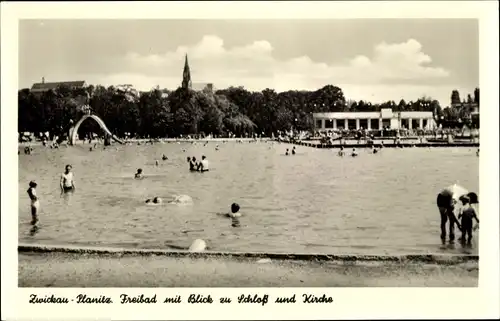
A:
19 19 479 107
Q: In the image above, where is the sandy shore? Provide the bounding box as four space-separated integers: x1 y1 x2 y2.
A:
18 245 478 287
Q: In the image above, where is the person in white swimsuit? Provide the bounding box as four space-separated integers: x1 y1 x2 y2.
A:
27 181 40 225
60 164 76 194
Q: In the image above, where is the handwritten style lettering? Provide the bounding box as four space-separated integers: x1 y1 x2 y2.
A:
120 294 157 304
219 297 232 304
302 294 333 303
275 294 296 303
188 294 213 304
237 294 269 306
163 295 182 303
75 294 113 304
29 294 69 304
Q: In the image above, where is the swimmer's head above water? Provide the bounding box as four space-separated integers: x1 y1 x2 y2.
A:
145 197 162 204
231 203 240 214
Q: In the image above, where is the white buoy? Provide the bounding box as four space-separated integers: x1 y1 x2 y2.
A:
188 239 207 252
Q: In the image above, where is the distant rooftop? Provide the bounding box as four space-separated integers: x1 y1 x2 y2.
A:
192 82 214 92
31 80 87 93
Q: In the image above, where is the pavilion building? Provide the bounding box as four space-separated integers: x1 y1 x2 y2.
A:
313 108 436 132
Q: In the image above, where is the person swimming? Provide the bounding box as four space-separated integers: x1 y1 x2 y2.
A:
292 146 296 155
162 154 168 160
351 148 358 157
217 203 242 227
215 144 219 151
285 148 289 156
27 181 40 226
145 197 162 204
372 147 378 154
60 164 75 194
197 155 209 172
155 160 159 166
135 168 143 179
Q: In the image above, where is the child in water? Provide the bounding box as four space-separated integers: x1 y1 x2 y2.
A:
218 203 242 228
292 146 296 155
135 168 143 179
27 181 40 226
351 148 358 157
338 146 345 157
285 149 289 156
458 195 479 245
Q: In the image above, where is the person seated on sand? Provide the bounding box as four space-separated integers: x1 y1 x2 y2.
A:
27 181 40 226
145 197 162 204
285 148 289 156
162 154 168 161
197 155 209 172
458 195 479 246
135 168 144 179
351 148 358 157
292 146 296 155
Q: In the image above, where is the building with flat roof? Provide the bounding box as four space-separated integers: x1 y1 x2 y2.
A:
313 108 436 132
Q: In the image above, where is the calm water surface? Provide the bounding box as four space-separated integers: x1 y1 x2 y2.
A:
18 142 479 255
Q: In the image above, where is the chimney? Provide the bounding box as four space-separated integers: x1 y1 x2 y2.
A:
42 77 45 84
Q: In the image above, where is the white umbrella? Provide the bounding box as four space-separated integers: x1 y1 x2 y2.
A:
444 184 469 201
443 184 479 204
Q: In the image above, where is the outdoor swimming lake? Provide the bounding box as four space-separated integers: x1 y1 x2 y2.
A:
18 141 479 255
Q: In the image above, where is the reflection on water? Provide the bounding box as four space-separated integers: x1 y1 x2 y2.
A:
18 142 479 255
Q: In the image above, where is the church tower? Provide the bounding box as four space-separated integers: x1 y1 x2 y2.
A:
182 54 192 89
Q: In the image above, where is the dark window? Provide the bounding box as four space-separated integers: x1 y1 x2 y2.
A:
370 119 380 130
325 120 334 128
359 119 368 130
348 119 357 130
316 119 323 128
382 118 391 128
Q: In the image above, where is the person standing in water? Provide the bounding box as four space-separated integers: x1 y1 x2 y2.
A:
60 164 76 194
458 195 479 246
27 181 40 226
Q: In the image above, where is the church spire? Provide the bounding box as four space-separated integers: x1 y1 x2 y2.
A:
182 54 192 89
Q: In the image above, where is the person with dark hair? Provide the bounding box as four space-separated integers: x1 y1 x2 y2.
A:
134 168 143 179
217 203 242 227
27 181 40 225
458 195 479 245
197 155 209 172
436 188 461 243
189 157 197 171
60 164 75 194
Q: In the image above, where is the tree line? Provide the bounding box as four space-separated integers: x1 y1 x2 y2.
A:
18 84 478 139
